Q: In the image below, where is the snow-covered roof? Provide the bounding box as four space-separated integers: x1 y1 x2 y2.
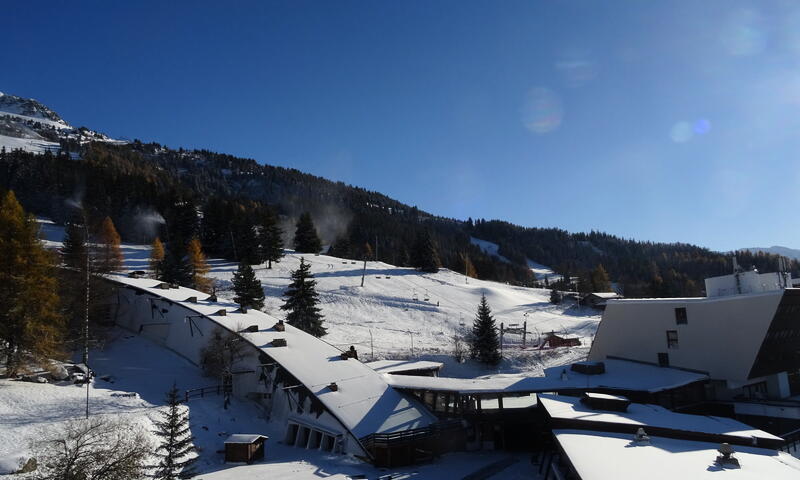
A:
554 430 800 480
364 360 444 374
586 292 621 299
539 394 781 443
107 275 437 439
384 358 707 394
225 434 267 444
582 392 628 401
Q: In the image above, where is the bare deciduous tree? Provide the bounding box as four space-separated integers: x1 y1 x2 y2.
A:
31 416 151 480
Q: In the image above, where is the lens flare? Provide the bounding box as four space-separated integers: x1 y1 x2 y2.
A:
693 119 711 135
720 9 766 56
670 121 693 143
521 87 564 134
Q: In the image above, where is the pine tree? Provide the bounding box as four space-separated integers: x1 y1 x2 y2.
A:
232 262 265 310
328 236 351 259
150 237 165 278
259 209 284 269
281 258 326 337
95 216 123 274
231 217 261 265
152 383 197 480
470 294 500 365
412 230 440 273
0 191 64 376
62 221 88 271
293 212 322 254
186 237 212 293
550 288 561 304
160 244 191 286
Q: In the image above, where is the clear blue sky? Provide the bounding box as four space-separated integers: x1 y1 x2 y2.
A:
5 0 799 251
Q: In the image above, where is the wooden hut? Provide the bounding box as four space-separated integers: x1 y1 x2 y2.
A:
224 434 268 463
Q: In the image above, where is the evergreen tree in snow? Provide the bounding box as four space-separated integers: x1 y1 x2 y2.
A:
149 237 165 278
412 230 440 273
160 243 191 286
152 383 197 480
293 212 322 254
258 209 284 269
95 216 123 273
281 258 326 337
470 294 500 365
328 236 352 259
231 217 261 265
62 219 88 271
0 191 64 376
232 262 265 310
187 237 212 293
549 288 561 305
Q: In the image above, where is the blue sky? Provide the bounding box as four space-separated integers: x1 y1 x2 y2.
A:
4 1 800 251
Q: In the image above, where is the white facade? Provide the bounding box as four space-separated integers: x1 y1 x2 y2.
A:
107 274 437 459
587 289 799 398
705 270 792 298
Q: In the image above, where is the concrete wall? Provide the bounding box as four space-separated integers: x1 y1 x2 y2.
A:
111 284 365 457
588 291 783 383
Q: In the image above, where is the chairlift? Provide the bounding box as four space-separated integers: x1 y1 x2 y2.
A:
424 289 430 302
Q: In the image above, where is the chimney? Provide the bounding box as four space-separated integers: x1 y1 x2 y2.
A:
185 296 198 303
206 294 217 302
273 320 285 332
243 325 258 333
238 306 248 314
633 428 650 445
328 382 338 392
214 309 227 316
271 338 287 347
715 443 739 467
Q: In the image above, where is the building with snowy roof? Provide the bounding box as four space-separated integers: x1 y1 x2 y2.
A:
105 274 441 466
536 392 799 480
588 268 800 447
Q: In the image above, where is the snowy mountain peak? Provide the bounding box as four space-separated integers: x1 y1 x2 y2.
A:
0 92 65 124
0 91 126 154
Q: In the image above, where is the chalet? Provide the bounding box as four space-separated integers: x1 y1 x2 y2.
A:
539 332 580 349
579 292 622 309
224 434 267 463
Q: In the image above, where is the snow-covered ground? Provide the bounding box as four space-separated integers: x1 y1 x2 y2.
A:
471 236 563 284
0 134 60 154
39 220 600 377
0 332 537 479
1 220 599 478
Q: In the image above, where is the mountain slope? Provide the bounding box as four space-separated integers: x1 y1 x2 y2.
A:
4 90 799 296
744 246 800 260
0 92 122 154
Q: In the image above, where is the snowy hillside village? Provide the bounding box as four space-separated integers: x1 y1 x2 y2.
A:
1 85 800 478
1 195 800 480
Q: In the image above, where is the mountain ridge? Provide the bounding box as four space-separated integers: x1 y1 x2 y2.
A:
1 91 798 296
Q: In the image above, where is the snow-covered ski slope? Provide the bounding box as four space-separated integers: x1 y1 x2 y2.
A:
471 236 562 283
41 220 600 376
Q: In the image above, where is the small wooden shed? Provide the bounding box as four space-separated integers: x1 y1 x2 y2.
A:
224 434 268 463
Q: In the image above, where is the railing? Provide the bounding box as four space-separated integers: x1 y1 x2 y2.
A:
184 384 231 403
781 427 800 454
359 419 463 449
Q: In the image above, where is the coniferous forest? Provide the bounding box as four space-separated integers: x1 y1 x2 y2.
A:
1 141 797 298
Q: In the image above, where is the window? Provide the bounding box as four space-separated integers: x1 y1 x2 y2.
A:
657 352 669 367
666 330 679 349
675 307 687 325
